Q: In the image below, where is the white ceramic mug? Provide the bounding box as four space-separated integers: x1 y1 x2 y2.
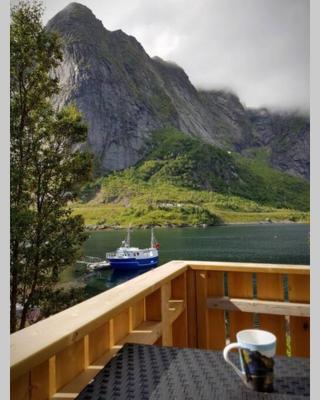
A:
223 329 276 392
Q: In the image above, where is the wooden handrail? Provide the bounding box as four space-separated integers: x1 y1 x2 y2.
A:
188 261 310 274
11 260 187 381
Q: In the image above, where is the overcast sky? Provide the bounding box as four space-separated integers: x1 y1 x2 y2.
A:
38 0 309 112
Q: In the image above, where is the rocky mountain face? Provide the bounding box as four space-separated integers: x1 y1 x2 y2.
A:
245 109 310 180
47 3 309 180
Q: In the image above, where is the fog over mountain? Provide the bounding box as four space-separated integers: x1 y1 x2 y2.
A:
36 0 310 112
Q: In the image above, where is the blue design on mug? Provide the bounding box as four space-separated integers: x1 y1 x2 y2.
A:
223 329 276 392
240 348 274 392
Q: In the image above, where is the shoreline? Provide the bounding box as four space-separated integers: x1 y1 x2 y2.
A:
84 219 309 232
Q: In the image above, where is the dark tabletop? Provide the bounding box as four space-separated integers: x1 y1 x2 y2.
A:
76 343 310 400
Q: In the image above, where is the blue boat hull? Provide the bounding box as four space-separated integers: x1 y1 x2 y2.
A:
108 256 159 271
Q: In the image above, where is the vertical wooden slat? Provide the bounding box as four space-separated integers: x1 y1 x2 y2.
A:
10 372 30 400
129 307 133 332
30 360 49 400
161 282 173 346
171 273 186 299
256 273 286 355
288 275 310 357
109 319 114 347
207 271 226 350
171 272 188 347
228 272 253 341
146 289 161 321
84 335 89 369
131 299 145 329
154 336 162 346
186 269 197 348
48 357 56 398
89 322 110 364
289 274 310 301
172 310 188 348
55 338 85 391
113 309 129 344
196 271 208 349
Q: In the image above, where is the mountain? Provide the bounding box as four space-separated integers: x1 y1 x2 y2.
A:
75 129 309 229
244 109 310 180
47 2 309 180
141 129 309 210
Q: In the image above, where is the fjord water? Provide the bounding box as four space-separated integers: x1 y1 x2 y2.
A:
61 224 310 298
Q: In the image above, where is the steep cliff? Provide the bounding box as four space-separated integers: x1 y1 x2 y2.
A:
47 2 309 180
47 3 172 171
245 109 310 180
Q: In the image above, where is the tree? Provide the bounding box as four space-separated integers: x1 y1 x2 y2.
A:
10 1 92 332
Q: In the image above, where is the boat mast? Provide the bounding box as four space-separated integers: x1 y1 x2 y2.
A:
151 227 154 248
126 226 131 247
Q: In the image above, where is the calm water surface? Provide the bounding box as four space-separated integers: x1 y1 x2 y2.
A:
60 224 310 298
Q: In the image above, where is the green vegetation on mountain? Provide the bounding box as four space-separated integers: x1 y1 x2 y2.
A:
72 129 309 228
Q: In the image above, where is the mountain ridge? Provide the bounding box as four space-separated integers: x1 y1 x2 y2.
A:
47 2 309 180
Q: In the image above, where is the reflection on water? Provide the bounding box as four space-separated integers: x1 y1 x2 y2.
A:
108 268 150 286
60 224 310 298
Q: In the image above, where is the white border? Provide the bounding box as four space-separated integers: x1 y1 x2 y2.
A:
3 0 314 398
0 0 10 397
310 0 318 398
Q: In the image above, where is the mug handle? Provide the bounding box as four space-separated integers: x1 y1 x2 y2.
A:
223 342 243 378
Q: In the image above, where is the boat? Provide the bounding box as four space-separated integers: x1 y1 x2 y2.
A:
106 227 160 271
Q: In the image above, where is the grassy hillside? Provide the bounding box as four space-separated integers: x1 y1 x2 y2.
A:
142 129 309 210
72 129 309 228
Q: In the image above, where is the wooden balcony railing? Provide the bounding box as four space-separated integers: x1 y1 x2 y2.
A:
10 261 310 400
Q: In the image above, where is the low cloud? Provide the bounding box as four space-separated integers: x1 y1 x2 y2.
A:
40 0 310 112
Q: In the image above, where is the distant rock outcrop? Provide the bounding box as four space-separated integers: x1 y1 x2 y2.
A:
47 2 309 180
246 109 310 180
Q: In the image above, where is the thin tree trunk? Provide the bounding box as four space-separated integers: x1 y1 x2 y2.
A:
19 271 38 330
19 302 29 330
10 270 18 333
